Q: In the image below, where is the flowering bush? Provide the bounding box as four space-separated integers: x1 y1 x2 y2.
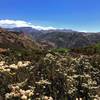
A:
0 50 100 100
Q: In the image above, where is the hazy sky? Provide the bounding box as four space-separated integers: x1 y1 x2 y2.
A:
0 0 100 31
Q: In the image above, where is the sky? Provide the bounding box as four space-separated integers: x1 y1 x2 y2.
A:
0 0 100 31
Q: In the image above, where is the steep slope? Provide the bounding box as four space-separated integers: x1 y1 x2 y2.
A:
0 28 40 50
37 32 100 48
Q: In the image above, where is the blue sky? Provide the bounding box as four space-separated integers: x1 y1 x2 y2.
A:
0 0 100 31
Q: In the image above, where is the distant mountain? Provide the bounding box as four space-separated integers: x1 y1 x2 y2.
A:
6 27 100 49
37 31 100 48
6 27 43 39
6 27 76 38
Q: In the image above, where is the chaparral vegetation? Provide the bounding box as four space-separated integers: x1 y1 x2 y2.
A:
0 28 100 100
0 48 100 100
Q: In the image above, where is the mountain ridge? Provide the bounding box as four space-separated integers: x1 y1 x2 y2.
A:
2 27 100 49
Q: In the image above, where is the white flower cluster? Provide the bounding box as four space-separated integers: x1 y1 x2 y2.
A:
5 85 34 100
0 61 31 72
93 95 100 100
42 96 53 100
35 79 51 85
44 53 57 62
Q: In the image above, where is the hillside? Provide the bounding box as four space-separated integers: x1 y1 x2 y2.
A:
0 28 40 50
7 27 100 48
71 43 100 55
0 46 100 100
37 31 100 48
0 28 100 100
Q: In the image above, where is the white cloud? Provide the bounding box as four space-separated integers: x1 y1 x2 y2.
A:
0 19 56 30
79 30 88 32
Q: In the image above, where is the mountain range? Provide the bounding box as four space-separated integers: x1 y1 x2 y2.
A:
0 27 100 100
6 27 100 49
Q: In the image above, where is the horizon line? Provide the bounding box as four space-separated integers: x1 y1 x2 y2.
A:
0 19 99 33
